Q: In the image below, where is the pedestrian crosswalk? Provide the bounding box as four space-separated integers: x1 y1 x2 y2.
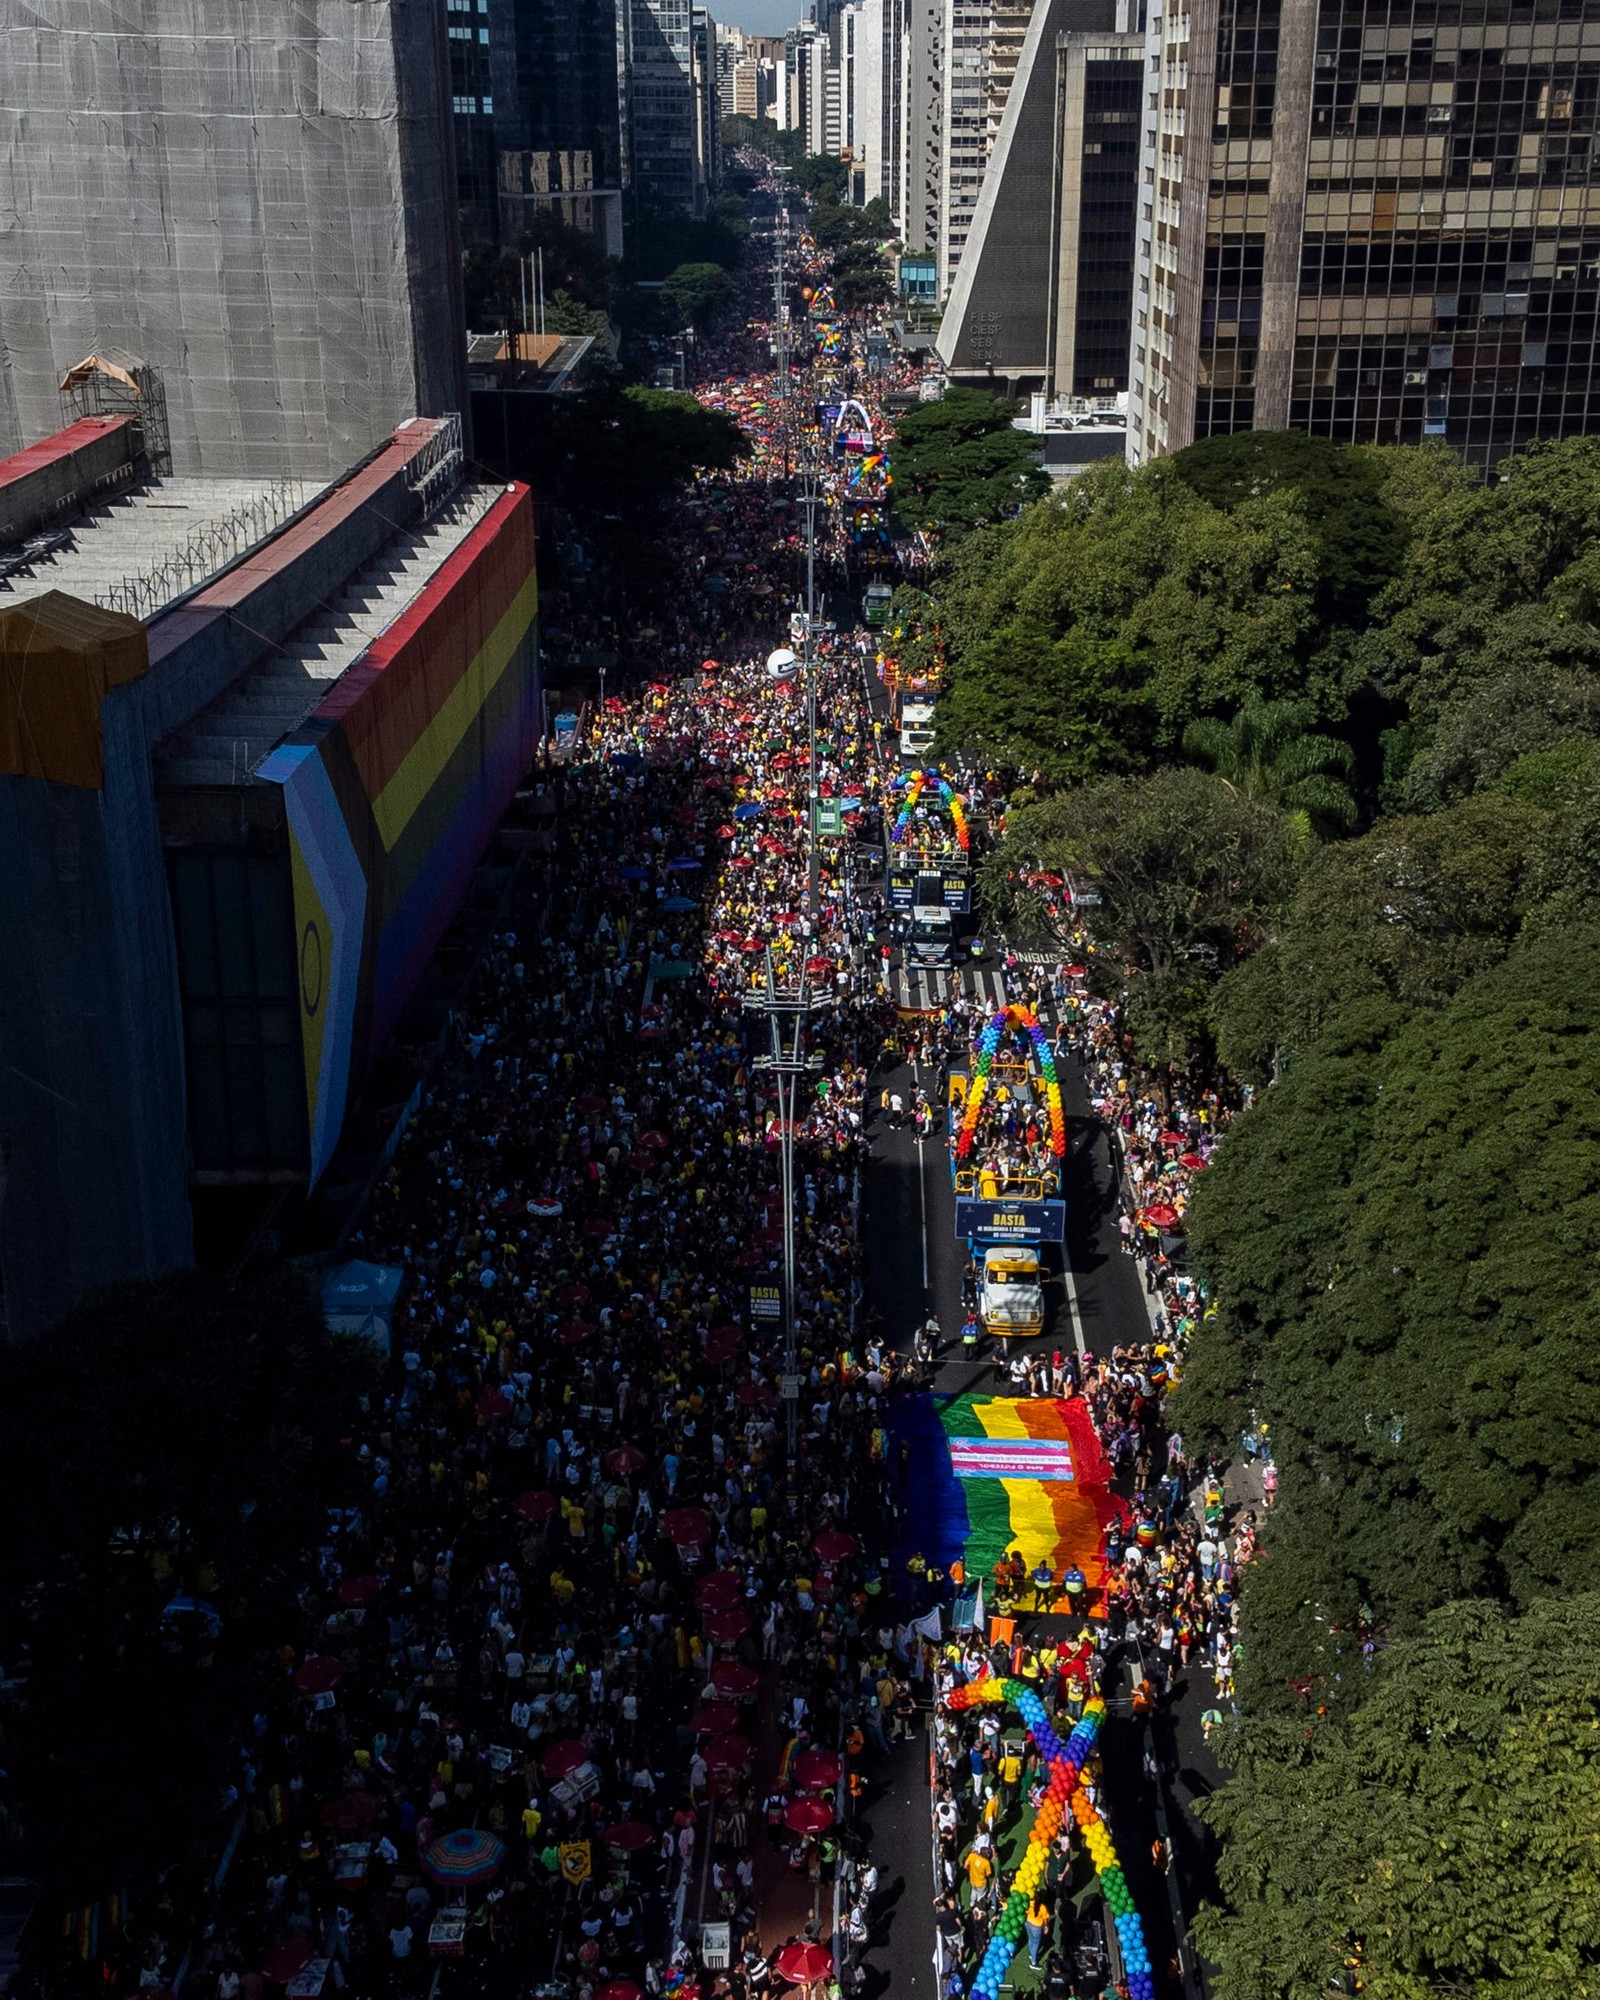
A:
962 965 1008 1012
890 962 1011 1014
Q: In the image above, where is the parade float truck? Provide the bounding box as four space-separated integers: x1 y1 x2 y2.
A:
884 769 973 917
947 1005 1069 1337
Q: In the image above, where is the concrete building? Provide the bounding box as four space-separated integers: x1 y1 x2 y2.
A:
486 0 627 249
938 0 1142 393
0 0 467 482
0 412 540 1341
1128 0 1600 469
622 0 714 212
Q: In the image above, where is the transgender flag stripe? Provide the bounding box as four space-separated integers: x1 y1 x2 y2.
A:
949 1438 1075 1480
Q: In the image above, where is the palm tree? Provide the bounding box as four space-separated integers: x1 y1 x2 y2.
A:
1183 699 1356 836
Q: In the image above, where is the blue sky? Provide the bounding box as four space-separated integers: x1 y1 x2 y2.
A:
718 0 806 34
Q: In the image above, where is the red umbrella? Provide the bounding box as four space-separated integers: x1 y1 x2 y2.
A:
774 1943 834 1985
1179 1152 1208 1170
781 1799 833 1837
701 659 719 673
556 1321 593 1344
542 1738 590 1780
578 1093 606 1116
792 1748 841 1791
717 824 737 838
735 1382 776 1407
601 1823 655 1853
556 1282 590 1306
605 1445 647 1474
1159 1131 1186 1148
1144 1203 1181 1231
648 681 669 694
337 1574 383 1606
476 1388 510 1421
584 1218 615 1240
262 1941 314 1986
711 1660 760 1696
294 1655 345 1696
596 1985 645 2000
771 752 795 770
696 1572 743 1610
691 1702 741 1734
663 1506 714 1547
814 1530 857 1563
513 1490 559 1521
321 1790 382 1830
754 1226 783 1251
703 1732 754 1771
704 1328 741 1365
704 1607 750 1643
805 957 832 976
627 1150 654 1170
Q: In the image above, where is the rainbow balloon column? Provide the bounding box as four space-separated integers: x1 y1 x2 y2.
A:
954 1004 1067 1163
891 768 970 853
946 1684 1155 2000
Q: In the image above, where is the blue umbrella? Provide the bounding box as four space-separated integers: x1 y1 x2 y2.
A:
609 752 645 770
667 856 703 870
662 896 697 912
618 866 648 881
733 803 763 821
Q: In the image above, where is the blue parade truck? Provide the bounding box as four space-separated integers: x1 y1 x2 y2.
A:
946 1050 1066 1338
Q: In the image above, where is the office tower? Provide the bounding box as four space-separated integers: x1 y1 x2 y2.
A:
843 0 884 196
488 0 626 234
0 0 466 480
693 5 724 198
621 0 713 213
448 0 501 246
939 0 1142 389
1129 0 1600 469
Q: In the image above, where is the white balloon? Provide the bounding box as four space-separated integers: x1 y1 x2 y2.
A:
765 647 798 677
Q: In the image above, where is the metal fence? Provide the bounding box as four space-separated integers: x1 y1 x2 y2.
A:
96 477 306 622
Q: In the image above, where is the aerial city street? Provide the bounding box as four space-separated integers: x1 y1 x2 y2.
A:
1 11 1597 2000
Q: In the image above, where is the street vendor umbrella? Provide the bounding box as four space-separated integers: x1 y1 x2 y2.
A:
704 1328 741 1364
583 1218 615 1240
556 1320 594 1344
321 1790 382 1830
711 1660 760 1697
814 1530 858 1563
475 1388 510 1421
638 1129 670 1149
513 1490 559 1521
1159 1131 1186 1148
805 957 831 976
735 1381 775 1407
696 1572 743 1609
601 1824 655 1854
541 1738 591 1781
774 1944 834 1987
1179 1152 1208 1170
578 1093 606 1115
701 659 719 673
780 1800 833 1838
336 1574 383 1606
262 1941 314 1985
605 1444 647 1474
1144 1203 1181 1231
424 1829 507 1888
294 1655 345 1696
556 1282 590 1305
704 1607 750 1643
663 896 697 913
663 1506 714 1546
691 1701 741 1734
703 1732 754 1770
792 1748 841 1792
733 803 763 821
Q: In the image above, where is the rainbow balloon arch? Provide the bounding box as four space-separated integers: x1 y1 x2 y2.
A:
891 768 970 853
955 1004 1067 1162
946 1683 1155 2000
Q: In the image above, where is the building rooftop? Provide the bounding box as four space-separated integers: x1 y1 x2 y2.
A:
0 474 321 617
466 331 594 393
155 482 501 787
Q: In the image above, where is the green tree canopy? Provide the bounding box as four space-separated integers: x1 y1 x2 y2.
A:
1183 698 1356 835
1181 927 1600 1696
546 385 750 520
983 768 1300 1055
663 259 737 328
789 151 850 201
888 387 1049 540
1194 1592 1600 2000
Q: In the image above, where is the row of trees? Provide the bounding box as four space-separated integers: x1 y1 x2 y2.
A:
906 424 1600 2000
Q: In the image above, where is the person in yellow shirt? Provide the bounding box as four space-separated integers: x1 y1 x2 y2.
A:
964 1845 994 1910
1025 1892 1052 1968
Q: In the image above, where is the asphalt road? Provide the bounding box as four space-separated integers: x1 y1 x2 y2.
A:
852 1014 1219 2000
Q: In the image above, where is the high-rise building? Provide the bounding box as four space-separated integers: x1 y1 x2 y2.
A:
0 0 467 481
621 0 716 213
938 0 1143 391
1129 0 1600 469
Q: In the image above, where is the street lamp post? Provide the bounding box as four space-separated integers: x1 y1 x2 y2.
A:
743 946 827 1473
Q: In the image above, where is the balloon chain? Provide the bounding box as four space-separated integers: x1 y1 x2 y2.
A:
953 1005 1067 1162
944 1684 1155 2000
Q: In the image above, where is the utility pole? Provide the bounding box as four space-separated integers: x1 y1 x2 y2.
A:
799 451 822 918
743 947 827 1474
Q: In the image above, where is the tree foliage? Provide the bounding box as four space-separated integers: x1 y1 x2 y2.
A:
546 385 750 520
985 770 1300 1056
1183 698 1356 834
1181 927 1600 1697
888 387 1049 539
1194 1592 1600 2000
663 259 737 328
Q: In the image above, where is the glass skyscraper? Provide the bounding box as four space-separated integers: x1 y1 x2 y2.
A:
1129 0 1600 469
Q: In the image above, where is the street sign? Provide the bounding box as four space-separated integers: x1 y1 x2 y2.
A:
814 801 844 838
780 1374 802 1400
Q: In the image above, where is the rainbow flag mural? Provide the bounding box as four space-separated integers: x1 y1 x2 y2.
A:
891 1393 1125 1613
